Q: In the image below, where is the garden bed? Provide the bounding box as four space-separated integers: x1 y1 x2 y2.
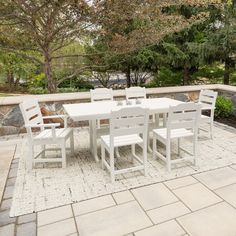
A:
215 116 236 129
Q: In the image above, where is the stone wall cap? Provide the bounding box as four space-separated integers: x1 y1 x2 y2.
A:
0 84 234 106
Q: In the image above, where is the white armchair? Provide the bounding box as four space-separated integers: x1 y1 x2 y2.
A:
20 99 74 170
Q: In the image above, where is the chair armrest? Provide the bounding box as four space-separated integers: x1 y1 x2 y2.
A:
42 115 68 128
25 123 61 128
42 115 67 119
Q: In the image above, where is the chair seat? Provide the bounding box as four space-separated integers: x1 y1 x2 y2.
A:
101 134 143 148
34 128 72 141
153 128 194 141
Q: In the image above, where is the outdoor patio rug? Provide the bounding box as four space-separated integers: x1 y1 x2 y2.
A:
10 122 236 216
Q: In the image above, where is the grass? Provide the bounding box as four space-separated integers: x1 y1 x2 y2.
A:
0 93 18 97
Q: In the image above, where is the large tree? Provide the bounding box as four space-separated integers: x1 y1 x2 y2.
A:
202 0 236 84
86 0 221 87
0 0 92 93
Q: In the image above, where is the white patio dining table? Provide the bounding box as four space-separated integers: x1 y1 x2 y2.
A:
63 97 183 162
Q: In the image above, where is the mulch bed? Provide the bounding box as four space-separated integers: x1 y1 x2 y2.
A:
215 116 236 129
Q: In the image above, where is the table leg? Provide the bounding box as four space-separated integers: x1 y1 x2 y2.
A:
90 119 99 162
89 120 93 152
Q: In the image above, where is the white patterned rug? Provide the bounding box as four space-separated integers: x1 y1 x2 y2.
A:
10 123 236 216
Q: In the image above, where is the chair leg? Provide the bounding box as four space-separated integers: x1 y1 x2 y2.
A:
163 113 167 127
193 136 198 166
28 144 34 170
61 141 66 168
110 149 115 183
166 141 171 172
70 131 75 156
101 144 105 170
131 144 135 163
143 143 147 176
155 114 160 128
210 120 213 139
152 134 157 159
115 147 120 158
41 145 45 158
177 138 180 156
147 135 152 153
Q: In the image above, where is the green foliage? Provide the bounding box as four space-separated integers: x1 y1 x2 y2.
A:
145 67 182 87
58 77 93 90
28 87 47 94
215 96 234 118
27 73 46 89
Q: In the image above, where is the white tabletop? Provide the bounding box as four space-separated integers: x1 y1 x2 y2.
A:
63 98 183 121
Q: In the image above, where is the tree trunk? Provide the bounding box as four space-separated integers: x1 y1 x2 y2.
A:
14 77 20 90
183 65 190 86
223 58 230 85
126 66 131 88
44 50 56 93
7 71 14 92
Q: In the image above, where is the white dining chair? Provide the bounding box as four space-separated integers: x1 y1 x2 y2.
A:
125 86 146 100
20 99 74 170
152 103 201 171
198 89 218 139
90 88 121 158
101 106 149 183
125 86 160 151
90 88 113 129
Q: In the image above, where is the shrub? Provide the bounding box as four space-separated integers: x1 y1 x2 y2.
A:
28 87 47 94
215 96 234 118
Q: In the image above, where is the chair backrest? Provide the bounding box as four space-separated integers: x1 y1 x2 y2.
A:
167 103 201 136
199 89 218 109
125 87 146 100
90 88 113 102
110 107 149 147
19 99 43 126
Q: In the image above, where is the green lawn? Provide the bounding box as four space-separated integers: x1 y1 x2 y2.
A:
0 93 18 97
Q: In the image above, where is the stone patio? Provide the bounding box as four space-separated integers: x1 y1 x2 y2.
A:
1 122 236 235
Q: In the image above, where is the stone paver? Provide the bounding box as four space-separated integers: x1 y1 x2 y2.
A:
112 190 135 204
16 222 36 236
215 183 236 208
8 168 18 179
1 125 236 236
134 220 185 236
0 198 12 211
131 183 178 210
3 186 14 199
72 195 115 216
173 183 222 211
38 205 73 226
76 201 152 236
178 202 236 236
0 145 15 201
165 176 198 190
194 167 236 190
147 201 190 224
6 178 16 187
18 213 36 224
37 218 77 236
0 223 15 236
0 210 16 227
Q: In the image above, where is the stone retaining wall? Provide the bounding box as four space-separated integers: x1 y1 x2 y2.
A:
0 84 235 136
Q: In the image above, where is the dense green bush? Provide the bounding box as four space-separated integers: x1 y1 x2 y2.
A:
145 67 182 88
28 87 47 94
215 96 234 118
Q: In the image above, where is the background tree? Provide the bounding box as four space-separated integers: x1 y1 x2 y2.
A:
0 0 92 93
200 1 236 84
